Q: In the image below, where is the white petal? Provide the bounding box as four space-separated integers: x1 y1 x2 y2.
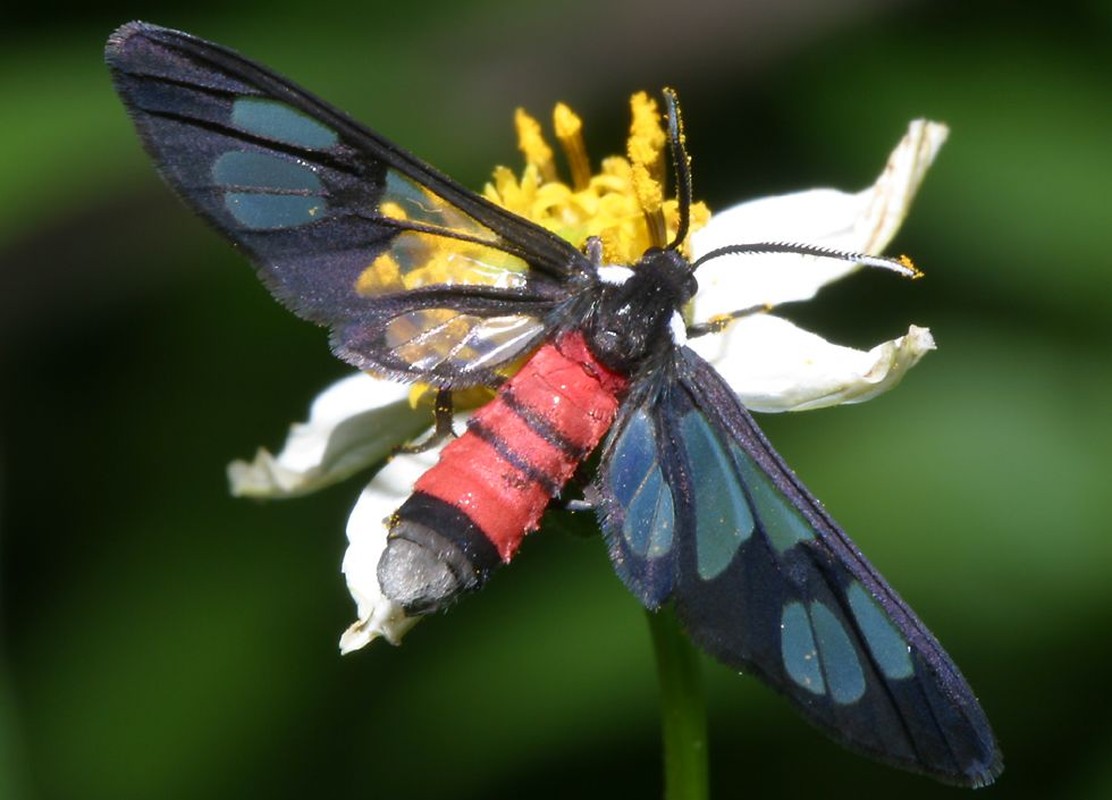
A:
227 373 429 498
690 120 948 319
338 444 445 652
688 314 936 413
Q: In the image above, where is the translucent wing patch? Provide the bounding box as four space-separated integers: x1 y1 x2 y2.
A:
353 171 534 296
106 22 588 385
379 308 545 375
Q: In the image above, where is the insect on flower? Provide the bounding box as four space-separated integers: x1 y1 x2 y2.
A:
106 22 1002 787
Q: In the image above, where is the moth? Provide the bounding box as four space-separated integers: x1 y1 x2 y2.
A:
106 21 1001 786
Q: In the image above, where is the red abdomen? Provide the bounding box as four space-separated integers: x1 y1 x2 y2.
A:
410 331 629 560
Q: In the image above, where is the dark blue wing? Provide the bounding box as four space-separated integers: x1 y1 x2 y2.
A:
594 347 1002 787
592 371 680 609
106 22 590 386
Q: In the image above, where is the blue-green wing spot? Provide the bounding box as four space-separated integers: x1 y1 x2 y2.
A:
213 150 328 230
809 600 867 704
221 193 325 229
678 410 753 579
847 581 914 680
213 150 325 191
780 600 866 704
232 97 339 149
780 601 825 695
730 442 813 553
609 410 674 559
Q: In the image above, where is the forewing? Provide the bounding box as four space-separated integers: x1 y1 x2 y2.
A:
106 22 588 385
595 348 1001 786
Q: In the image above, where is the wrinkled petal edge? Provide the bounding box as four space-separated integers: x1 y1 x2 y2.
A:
227 373 427 499
338 436 456 652
689 314 935 413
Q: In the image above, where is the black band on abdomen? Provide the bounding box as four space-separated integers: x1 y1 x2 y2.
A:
393 490 504 581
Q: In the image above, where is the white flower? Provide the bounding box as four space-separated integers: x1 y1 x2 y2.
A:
229 118 948 652
227 373 427 498
688 119 946 412
338 450 440 651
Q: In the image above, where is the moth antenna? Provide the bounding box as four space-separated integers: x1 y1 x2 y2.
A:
691 241 921 279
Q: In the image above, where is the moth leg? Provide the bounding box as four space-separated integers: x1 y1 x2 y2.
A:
395 389 457 454
553 459 598 513
563 499 594 512
686 304 769 338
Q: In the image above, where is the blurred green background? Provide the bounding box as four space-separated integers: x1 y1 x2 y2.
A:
3 1 1111 797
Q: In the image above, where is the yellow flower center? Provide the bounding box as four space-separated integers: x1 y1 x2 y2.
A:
485 91 709 265
410 92 709 412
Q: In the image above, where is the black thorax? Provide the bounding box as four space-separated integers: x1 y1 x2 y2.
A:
585 247 696 372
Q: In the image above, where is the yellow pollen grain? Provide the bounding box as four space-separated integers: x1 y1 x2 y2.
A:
704 314 734 333
898 254 924 279
626 92 670 247
514 109 556 183
631 161 664 213
627 92 665 184
553 103 592 191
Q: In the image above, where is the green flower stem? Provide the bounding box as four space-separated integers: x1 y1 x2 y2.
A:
647 606 709 800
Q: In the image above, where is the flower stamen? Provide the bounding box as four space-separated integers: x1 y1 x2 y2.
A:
628 92 668 248
514 109 556 183
553 103 592 191
488 95 709 268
